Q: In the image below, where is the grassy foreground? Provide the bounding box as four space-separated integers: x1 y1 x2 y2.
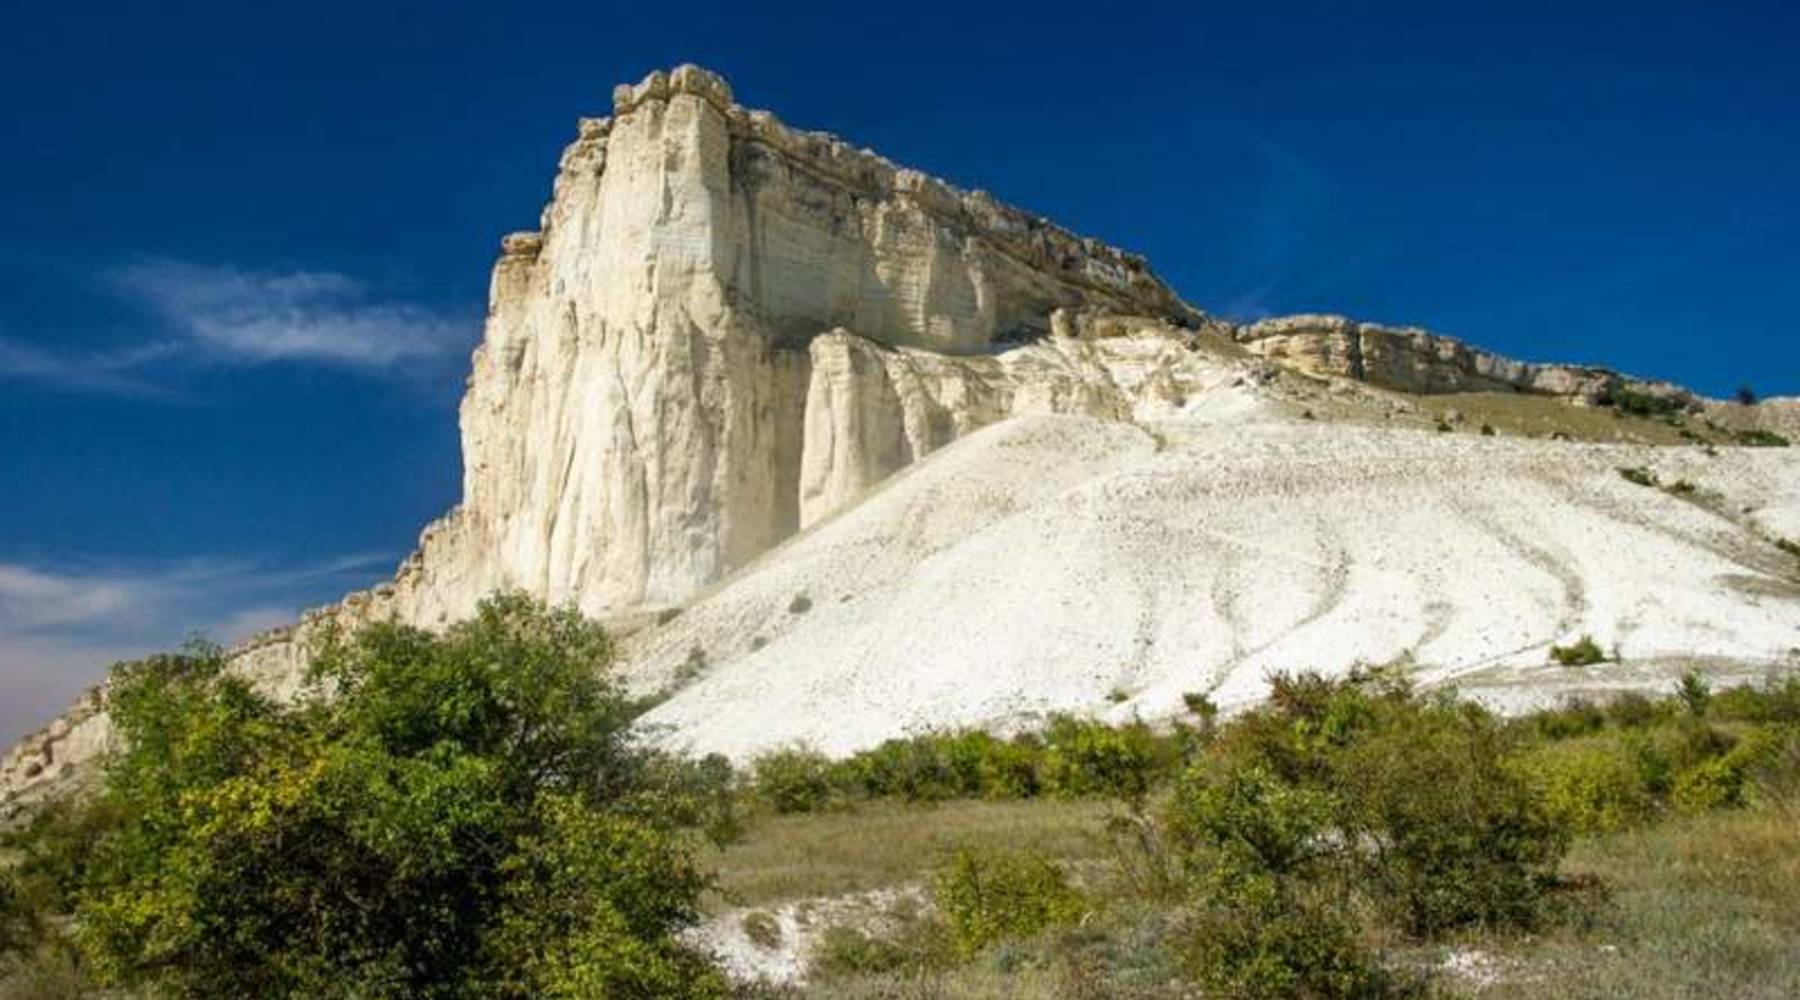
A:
720 798 1799 999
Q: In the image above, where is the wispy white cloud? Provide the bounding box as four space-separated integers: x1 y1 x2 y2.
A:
0 260 474 395
112 260 473 370
0 552 394 746
0 335 178 396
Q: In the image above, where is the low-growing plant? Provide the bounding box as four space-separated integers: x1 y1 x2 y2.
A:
752 746 844 814
1617 466 1658 488
933 847 1085 957
1550 635 1607 666
1179 867 1403 1000
740 911 781 951
1041 716 1170 802
1735 429 1790 447
1676 670 1712 716
1609 387 1683 419
1513 735 1656 835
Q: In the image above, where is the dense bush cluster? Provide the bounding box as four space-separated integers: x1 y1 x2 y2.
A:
0 595 734 1000
1509 672 1796 835
796 670 1800 998
750 717 1187 814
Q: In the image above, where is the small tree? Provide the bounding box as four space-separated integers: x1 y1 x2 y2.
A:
58 593 727 999
1735 384 1759 406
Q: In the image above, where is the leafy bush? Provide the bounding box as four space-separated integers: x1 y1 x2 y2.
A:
1513 736 1656 835
0 871 27 958
1735 429 1790 447
1670 727 1783 814
934 847 1085 957
1709 674 1800 724
751 746 844 814
1677 670 1712 716
1165 672 1569 957
1041 716 1170 802
18 595 726 1000
1550 635 1606 666
1179 868 1402 1000
1609 388 1682 419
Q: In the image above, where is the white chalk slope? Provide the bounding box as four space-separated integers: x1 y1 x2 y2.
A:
633 407 1800 760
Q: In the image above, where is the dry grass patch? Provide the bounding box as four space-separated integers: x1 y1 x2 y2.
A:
705 799 1111 911
1465 804 1800 999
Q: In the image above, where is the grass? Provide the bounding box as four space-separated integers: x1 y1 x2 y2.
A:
728 798 1800 999
1468 804 1800 999
705 798 1112 911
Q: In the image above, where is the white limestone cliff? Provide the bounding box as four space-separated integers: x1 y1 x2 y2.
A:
6 65 1798 814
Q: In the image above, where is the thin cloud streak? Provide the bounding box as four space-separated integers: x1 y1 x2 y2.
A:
0 260 474 395
113 260 473 370
0 335 178 396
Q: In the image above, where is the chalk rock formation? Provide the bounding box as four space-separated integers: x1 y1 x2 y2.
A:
367 64 1197 621
1236 314 1696 407
2 65 1200 811
7 65 1799 813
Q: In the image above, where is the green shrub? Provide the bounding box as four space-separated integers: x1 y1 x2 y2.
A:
0 870 28 957
1671 727 1785 814
1735 429 1790 447
1165 672 1569 955
934 847 1085 957
1778 537 1800 560
752 746 844 814
1179 868 1401 1000
1609 388 1682 419
1041 716 1167 801
1550 635 1606 666
1677 670 1712 716
1604 691 1665 728
31 594 725 1000
740 911 781 951
1513 736 1656 835
975 737 1042 800
1617 466 1658 488
810 925 911 978
1530 697 1608 739
1709 674 1800 724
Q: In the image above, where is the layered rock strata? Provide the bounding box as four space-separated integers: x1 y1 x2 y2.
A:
1236 314 1697 406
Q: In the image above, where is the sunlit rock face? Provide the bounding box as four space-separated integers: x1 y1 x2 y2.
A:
388 64 1199 628
2 65 1203 810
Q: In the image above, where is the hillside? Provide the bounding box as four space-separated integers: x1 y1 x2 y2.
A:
4 64 1798 814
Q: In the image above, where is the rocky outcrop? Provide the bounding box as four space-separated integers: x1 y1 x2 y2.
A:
3 65 1201 811
8 66 1792 814
1235 314 1698 407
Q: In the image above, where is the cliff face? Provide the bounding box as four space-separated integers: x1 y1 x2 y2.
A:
387 65 1199 624
3 65 1202 811
7 65 1796 814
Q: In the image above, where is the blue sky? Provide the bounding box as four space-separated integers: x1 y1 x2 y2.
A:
1 2 1796 744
